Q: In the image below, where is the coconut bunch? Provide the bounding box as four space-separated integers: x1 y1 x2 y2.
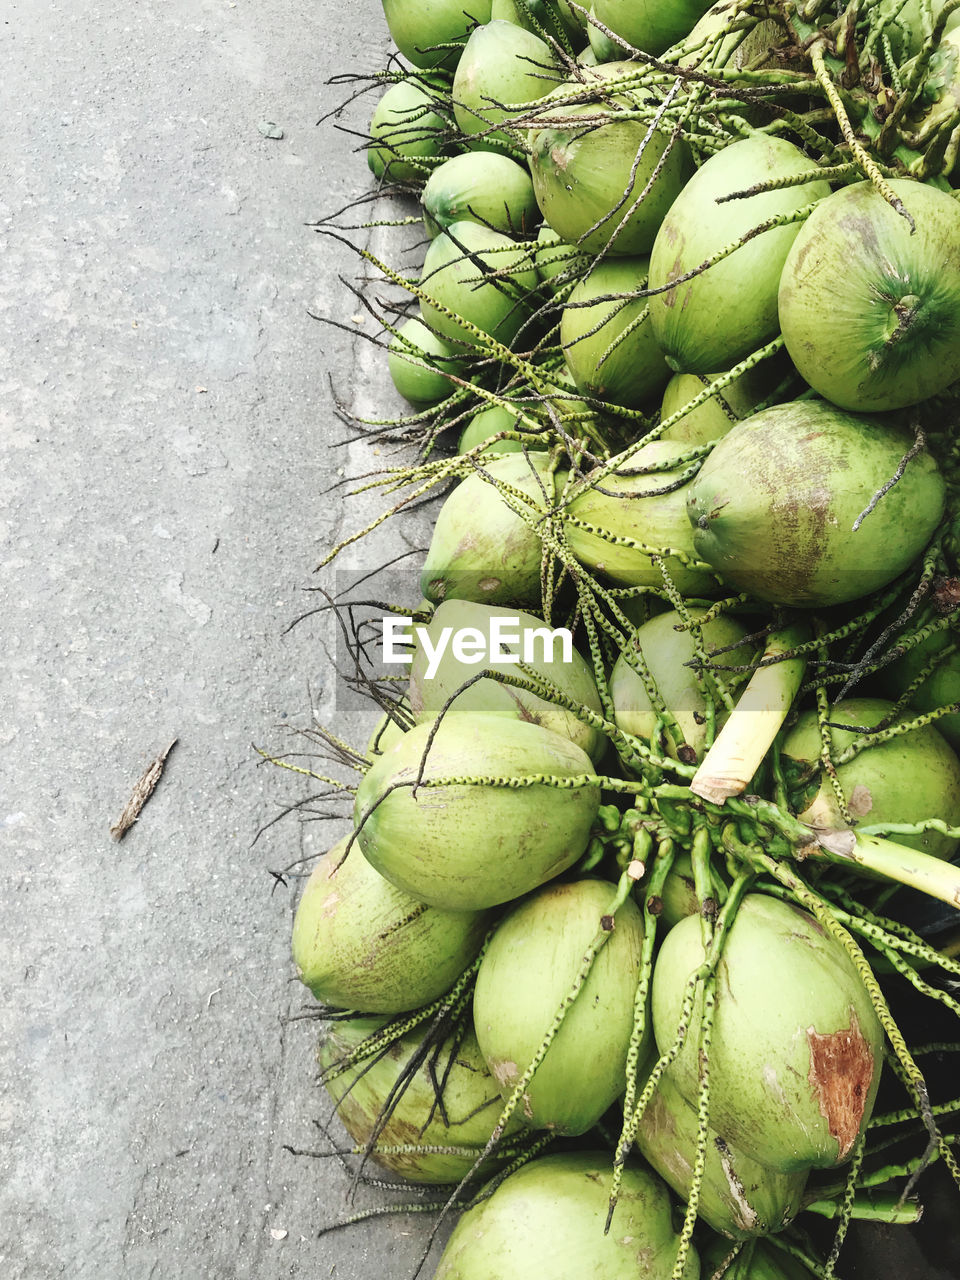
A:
281 2 960 1276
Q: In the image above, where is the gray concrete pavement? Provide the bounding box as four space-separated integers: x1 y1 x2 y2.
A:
0 1 438 1275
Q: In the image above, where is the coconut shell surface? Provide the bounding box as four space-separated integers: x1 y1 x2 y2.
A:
354 713 600 910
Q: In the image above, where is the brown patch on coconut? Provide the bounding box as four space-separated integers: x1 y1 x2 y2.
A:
806 1011 876 1160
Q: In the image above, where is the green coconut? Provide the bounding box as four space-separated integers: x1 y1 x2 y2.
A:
651 894 884 1173
778 179 960 412
589 0 716 58
781 696 960 861
419 219 540 348
421 451 557 606
382 0 493 70
647 136 832 372
879 611 960 750
354 713 600 911
408 600 606 760
686 399 945 608
474 878 648 1133
533 223 590 293
422 152 540 238
528 70 692 255
435 1151 699 1279
458 403 524 454
635 1068 807 1239
318 1017 522 1182
561 258 671 409
368 78 446 183
564 442 719 596
452 21 560 148
388 316 463 405
609 607 753 763
658 361 785 448
291 837 490 1013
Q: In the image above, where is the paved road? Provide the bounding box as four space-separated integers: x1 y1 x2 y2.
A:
0 1 437 1275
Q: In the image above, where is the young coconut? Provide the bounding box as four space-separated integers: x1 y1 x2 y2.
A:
651 894 884 1174
647 136 832 373
381 0 493 70
387 316 463 406
368 78 447 184
589 0 716 58
658 360 787 448
778 180 960 412
686 399 945 608
291 837 490 1014
421 451 557 607
527 69 692 256
318 1017 524 1183
434 1151 699 1280
419 219 540 348
408 600 606 761
564 441 719 597
457 402 547 455
780 696 960 862
560 257 671 409
635 1067 808 1240
353 713 601 911
452 20 560 149
473 878 649 1134
609 607 754 764
421 152 540 238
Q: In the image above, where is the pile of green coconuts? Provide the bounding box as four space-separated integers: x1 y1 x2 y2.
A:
285 1 960 1276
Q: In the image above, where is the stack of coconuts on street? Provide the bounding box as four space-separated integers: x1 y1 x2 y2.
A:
288 1 960 1275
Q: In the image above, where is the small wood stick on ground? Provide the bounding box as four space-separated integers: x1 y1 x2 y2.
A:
110 739 178 841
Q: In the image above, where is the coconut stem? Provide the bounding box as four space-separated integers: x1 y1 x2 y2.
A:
809 40 915 230
804 1189 921 1226
690 624 808 804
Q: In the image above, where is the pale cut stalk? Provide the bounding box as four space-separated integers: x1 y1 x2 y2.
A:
811 830 960 910
690 625 807 805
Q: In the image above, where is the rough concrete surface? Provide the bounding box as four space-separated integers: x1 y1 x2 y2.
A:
0 1 440 1276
